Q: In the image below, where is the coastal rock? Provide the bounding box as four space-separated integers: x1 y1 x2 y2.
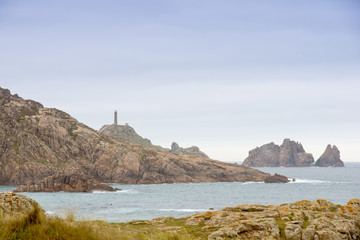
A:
13 174 118 192
0 192 44 216
185 199 360 240
264 173 289 183
0 87 283 185
315 144 344 167
242 138 314 167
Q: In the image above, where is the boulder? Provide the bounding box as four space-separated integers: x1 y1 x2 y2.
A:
0 192 44 216
13 174 119 192
315 144 344 167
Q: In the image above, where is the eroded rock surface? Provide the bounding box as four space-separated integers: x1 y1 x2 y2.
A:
13 174 118 192
184 199 360 240
315 144 344 167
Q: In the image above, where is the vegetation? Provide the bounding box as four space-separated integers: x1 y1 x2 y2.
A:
0 206 200 240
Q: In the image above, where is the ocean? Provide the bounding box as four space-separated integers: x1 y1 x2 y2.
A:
1 163 359 223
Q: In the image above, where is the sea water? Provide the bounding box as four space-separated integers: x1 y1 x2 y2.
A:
1 163 359 223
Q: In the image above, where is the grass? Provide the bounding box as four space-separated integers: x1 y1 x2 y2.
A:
0 206 199 240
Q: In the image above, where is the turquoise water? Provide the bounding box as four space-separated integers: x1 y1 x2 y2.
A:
1 163 359 222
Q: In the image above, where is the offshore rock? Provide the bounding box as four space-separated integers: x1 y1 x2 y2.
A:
0 87 282 185
242 138 314 167
13 174 118 192
0 192 44 216
264 173 289 183
315 144 344 167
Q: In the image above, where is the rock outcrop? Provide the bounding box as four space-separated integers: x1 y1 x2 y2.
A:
0 87 286 185
0 192 44 216
264 173 290 183
243 139 314 167
185 199 360 240
99 123 163 150
13 174 118 192
315 144 344 167
170 142 209 158
99 124 209 158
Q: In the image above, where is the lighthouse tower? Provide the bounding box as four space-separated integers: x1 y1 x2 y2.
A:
114 110 118 125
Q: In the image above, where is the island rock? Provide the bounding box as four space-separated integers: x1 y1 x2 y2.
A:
13 174 119 192
242 139 314 167
315 144 344 167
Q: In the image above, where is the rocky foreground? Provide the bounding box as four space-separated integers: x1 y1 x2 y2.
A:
0 87 287 185
1 193 359 240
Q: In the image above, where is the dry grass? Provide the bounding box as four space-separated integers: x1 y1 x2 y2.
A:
0 206 196 240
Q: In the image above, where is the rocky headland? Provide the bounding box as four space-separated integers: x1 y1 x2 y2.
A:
13 174 118 192
0 87 287 185
242 139 344 167
315 144 344 167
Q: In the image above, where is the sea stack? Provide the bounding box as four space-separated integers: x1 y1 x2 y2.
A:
315 144 344 167
242 139 314 167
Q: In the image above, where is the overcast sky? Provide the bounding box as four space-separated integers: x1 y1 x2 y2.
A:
1 0 359 162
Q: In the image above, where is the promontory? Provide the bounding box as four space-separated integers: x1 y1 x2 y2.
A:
0 87 287 185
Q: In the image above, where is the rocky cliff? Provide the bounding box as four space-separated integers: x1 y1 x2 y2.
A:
13 173 118 192
315 144 344 167
99 123 209 158
0 87 285 185
242 139 314 167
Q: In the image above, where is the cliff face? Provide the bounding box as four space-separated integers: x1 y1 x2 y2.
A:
242 139 314 167
315 144 344 167
0 87 284 185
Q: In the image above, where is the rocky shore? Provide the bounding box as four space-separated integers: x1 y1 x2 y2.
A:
1 193 359 240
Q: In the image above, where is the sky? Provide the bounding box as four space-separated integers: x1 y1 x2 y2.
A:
0 0 359 162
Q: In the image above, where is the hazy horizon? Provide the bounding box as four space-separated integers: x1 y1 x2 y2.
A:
1 0 359 162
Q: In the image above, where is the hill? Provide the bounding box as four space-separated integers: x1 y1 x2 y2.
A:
0 87 284 185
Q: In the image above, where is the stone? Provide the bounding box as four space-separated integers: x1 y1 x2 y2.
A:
0 192 44 216
315 144 344 167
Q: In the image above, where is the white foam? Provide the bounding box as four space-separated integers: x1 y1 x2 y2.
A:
290 179 330 184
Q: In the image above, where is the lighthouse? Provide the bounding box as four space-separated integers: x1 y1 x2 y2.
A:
114 110 118 125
